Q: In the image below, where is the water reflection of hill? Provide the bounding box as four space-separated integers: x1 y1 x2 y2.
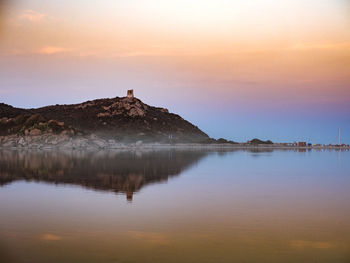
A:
0 150 208 201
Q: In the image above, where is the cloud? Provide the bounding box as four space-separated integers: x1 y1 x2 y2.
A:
290 240 333 249
289 42 350 51
40 233 62 241
37 46 71 55
128 231 169 245
0 0 10 31
19 10 47 22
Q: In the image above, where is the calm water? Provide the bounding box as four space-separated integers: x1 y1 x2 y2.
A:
0 149 349 263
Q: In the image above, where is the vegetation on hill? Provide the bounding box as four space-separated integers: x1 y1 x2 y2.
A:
249 138 273 145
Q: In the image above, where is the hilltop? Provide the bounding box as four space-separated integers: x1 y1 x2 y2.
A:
0 92 210 145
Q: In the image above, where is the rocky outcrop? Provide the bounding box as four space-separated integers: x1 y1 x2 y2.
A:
0 133 132 149
96 97 148 118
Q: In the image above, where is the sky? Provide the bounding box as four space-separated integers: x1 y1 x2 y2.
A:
0 0 349 143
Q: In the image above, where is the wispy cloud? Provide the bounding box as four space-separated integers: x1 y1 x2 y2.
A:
40 233 62 241
18 10 47 22
37 46 72 55
128 231 170 245
290 240 333 249
289 42 350 51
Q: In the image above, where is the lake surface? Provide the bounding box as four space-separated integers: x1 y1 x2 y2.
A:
0 149 349 263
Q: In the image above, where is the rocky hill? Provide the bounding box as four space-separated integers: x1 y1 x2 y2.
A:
0 94 209 144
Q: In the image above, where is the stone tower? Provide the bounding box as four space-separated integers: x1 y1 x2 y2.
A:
127 89 134 98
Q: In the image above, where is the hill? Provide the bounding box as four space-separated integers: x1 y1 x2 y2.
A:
0 93 209 143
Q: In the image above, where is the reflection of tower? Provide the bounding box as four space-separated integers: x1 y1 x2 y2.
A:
126 191 133 202
0 150 209 202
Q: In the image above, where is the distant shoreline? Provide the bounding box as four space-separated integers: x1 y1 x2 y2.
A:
135 144 350 150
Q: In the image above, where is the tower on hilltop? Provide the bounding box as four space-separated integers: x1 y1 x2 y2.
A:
127 89 134 98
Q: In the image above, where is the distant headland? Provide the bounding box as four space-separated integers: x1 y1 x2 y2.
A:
0 90 349 149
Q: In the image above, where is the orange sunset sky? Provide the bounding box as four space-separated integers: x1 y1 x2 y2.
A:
0 0 349 143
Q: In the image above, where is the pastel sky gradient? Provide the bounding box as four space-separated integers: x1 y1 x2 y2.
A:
0 0 349 143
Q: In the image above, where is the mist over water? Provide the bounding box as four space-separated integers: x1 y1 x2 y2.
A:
0 149 349 263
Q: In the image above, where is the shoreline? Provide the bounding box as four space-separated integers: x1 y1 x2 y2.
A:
0 137 349 151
